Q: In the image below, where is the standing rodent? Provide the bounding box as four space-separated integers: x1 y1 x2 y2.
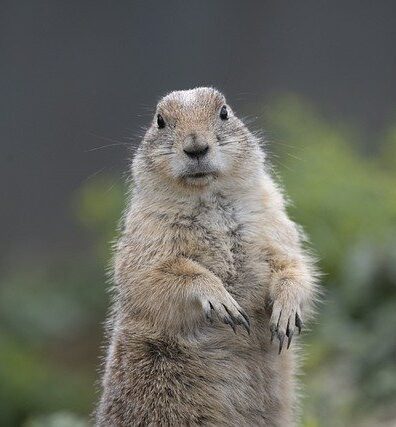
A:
96 87 319 426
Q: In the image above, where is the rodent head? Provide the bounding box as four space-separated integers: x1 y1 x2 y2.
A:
135 87 263 191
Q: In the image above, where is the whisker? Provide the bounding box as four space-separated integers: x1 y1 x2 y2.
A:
82 166 107 183
86 142 130 152
285 152 303 161
219 140 239 146
275 141 296 149
156 151 175 157
273 158 294 172
87 131 129 143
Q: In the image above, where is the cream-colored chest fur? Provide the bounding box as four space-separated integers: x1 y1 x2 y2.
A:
124 189 270 308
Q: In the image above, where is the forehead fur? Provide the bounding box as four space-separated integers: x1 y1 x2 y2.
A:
157 87 225 121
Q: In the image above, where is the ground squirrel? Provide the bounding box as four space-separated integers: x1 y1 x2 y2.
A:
96 87 319 426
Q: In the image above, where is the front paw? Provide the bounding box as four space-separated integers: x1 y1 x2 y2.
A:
269 297 303 354
199 290 250 335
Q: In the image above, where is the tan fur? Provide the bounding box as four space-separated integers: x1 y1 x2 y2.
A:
96 87 319 426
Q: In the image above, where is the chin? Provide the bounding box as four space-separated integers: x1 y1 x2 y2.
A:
179 172 218 188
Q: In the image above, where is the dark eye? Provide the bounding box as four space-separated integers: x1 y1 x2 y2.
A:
219 105 228 120
157 114 166 129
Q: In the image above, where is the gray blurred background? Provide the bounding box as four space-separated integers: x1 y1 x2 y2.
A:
1 2 396 426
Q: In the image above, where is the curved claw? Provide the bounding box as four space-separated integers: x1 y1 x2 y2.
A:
238 311 251 335
239 307 250 326
222 304 238 333
278 331 285 354
223 304 251 335
286 319 294 349
295 312 303 335
223 315 236 334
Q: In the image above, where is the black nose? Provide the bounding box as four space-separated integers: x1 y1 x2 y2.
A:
183 144 209 159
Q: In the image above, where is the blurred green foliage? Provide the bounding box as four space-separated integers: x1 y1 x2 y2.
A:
0 177 124 426
1 96 395 426
24 412 88 427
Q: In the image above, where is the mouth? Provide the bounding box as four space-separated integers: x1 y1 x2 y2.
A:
181 170 217 185
177 160 219 184
187 172 209 178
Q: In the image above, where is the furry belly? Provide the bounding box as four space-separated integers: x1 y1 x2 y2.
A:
103 323 294 426
105 326 290 426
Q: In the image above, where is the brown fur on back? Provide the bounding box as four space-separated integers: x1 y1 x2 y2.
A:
96 87 319 426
